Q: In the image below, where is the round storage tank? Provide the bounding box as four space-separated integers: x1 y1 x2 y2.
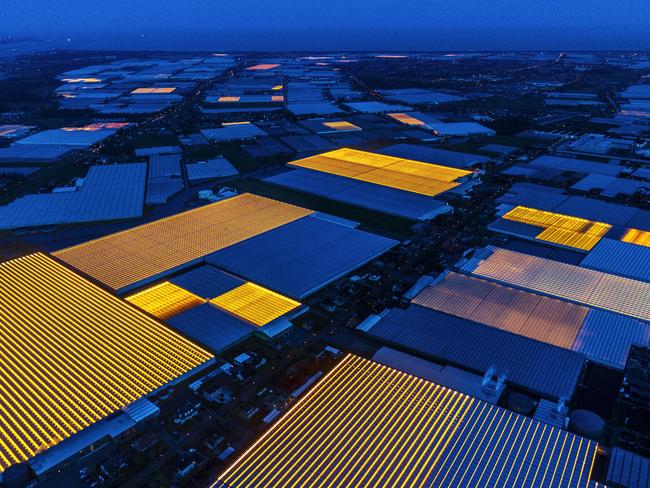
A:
507 392 535 415
569 409 604 440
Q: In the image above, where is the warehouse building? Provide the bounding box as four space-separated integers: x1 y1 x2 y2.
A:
345 100 412 113
380 88 466 105
489 205 614 252
264 168 453 220
29 399 160 477
205 94 284 108
606 448 650 488
14 126 119 147
125 266 304 352
287 102 343 117
359 303 585 400
378 143 490 169
134 146 181 157
480 143 518 156
497 183 650 232
529 155 627 177
0 253 213 474
205 214 398 299
0 163 146 229
145 154 184 205
0 124 127 165
571 174 650 198
186 157 238 183
213 354 597 487
278 134 337 154
388 111 441 127
241 138 293 161
201 122 268 143
263 148 473 220
411 270 650 368
557 134 635 158
580 238 650 283
0 144 76 165
54 194 398 298
53 193 313 292
387 112 494 137
297 118 363 134
458 246 650 323
429 121 495 137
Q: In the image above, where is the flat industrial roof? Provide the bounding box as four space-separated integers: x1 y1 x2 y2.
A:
0 163 147 230
607 448 650 488
378 143 490 169
126 281 206 320
345 100 413 113
131 87 176 94
414 271 650 368
530 155 625 177
460 246 650 322
321 120 361 131
169 265 244 299
299 119 363 134
363 305 585 399
148 154 181 178
494 206 613 252
388 112 434 126
210 282 300 326
127 276 299 328
0 144 75 164
415 271 589 349
497 183 650 232
206 215 398 299
146 178 184 206
580 238 650 283
280 134 337 153
213 354 596 487
246 64 280 70
264 168 449 220
200 123 268 142
54 194 313 291
167 304 255 353
289 148 472 197
14 127 117 147
287 101 344 116
381 88 466 104
186 157 238 181
0 253 213 472
430 122 495 137
621 228 650 248
135 146 182 157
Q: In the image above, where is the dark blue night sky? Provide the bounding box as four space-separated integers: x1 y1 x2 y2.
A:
5 0 650 50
